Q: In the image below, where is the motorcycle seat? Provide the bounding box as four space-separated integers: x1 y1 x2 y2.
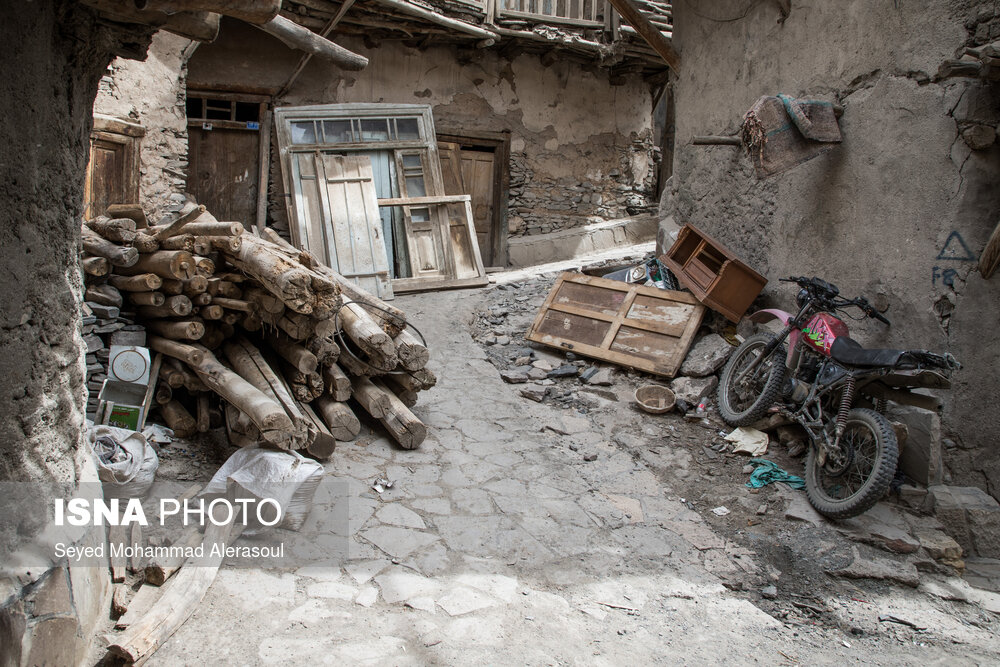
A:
830 336 905 367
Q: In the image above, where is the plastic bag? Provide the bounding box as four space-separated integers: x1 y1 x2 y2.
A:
88 424 159 499
200 446 324 533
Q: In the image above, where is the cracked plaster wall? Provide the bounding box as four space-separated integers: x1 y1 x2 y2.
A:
185 19 659 241
666 0 1000 497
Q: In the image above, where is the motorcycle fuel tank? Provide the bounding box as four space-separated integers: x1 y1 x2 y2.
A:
801 312 849 357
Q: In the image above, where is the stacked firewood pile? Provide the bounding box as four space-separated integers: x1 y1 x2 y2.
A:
80 200 433 455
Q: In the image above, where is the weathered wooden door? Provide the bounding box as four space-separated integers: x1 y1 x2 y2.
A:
438 140 502 266
187 126 260 225
290 152 393 299
84 115 144 219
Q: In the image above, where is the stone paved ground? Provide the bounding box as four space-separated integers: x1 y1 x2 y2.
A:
134 288 1000 666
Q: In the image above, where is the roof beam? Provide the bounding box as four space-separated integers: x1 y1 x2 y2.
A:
277 0 357 97
255 14 368 70
606 0 679 72
370 0 499 43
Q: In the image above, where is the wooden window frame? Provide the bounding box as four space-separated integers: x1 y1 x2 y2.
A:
496 0 607 27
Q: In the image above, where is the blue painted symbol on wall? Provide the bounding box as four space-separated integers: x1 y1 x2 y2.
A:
936 231 975 261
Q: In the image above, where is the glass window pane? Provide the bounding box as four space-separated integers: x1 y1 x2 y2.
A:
323 120 353 143
290 121 317 144
361 118 390 141
396 118 420 140
410 207 430 223
405 176 426 197
401 154 423 169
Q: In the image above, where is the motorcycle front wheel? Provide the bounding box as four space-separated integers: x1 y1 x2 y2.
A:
717 332 786 426
805 408 898 519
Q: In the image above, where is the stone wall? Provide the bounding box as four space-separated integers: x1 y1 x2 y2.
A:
185 19 659 242
666 0 1000 497
93 31 193 220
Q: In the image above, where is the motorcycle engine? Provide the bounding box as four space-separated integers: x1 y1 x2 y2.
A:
817 362 847 385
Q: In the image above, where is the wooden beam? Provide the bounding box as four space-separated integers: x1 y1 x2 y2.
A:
370 0 499 41
606 0 679 72
81 0 221 41
133 0 280 24
256 14 368 71
276 0 357 98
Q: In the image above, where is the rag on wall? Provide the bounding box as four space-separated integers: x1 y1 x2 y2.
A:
741 95 842 177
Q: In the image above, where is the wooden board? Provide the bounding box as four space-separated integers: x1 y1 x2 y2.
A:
187 125 260 226
291 153 394 299
526 272 705 377
84 115 144 220
980 219 1000 279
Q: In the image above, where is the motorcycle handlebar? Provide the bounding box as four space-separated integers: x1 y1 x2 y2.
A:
782 276 891 325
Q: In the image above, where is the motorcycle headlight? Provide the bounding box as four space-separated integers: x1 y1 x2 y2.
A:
796 288 810 308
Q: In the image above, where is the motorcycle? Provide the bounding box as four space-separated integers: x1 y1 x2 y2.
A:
716 276 959 519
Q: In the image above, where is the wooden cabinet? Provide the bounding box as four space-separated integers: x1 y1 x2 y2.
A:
660 224 767 322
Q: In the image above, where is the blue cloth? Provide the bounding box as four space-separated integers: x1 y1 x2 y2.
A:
746 458 806 490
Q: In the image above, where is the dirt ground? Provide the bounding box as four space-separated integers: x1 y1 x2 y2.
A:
93 262 1000 666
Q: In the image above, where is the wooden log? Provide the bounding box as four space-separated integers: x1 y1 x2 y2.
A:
133 232 160 253
160 399 197 437
256 14 368 70
200 235 242 253
111 584 129 618
118 250 197 280
137 295 192 319
193 256 216 279
383 375 418 407
155 380 173 405
207 279 242 298
299 402 336 460
196 394 211 433
81 0 220 41
277 312 314 340
128 291 166 307
159 365 185 389
134 0 280 24
338 347 376 377
145 319 205 341
322 363 352 401
340 302 397 359
350 376 392 419
211 297 253 313
161 279 184 295
105 204 148 229
81 256 110 277
86 284 123 308
149 335 204 366
104 514 243 664
221 338 309 448
372 379 426 449
179 221 243 237
222 233 337 316
241 311 262 331
393 329 429 371
86 216 136 243
108 525 127 583
159 234 195 251
192 292 212 307
371 0 497 40
142 527 203 587
185 344 294 447
388 371 428 393
166 358 208 393
313 395 361 440
114 582 164 630
110 273 162 291
150 203 206 240
308 336 340 366
214 271 246 283
267 333 318 373
222 311 241 326
199 323 225 349
81 226 138 267
182 276 209 294
200 304 224 320
261 229 404 335
411 367 437 389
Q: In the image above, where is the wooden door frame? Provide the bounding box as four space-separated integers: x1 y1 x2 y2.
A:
85 114 145 219
435 129 511 268
185 89 271 230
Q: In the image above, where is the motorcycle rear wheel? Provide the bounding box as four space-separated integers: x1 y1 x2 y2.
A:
805 408 898 519
717 332 786 426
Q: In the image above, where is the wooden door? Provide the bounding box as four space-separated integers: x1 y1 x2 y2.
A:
187 126 260 225
84 115 144 220
290 153 393 299
438 142 497 265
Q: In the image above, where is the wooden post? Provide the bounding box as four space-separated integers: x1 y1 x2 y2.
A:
110 273 163 291
118 250 197 280
393 329 429 371
350 376 392 418
127 291 166 307
146 319 205 341
372 379 426 449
